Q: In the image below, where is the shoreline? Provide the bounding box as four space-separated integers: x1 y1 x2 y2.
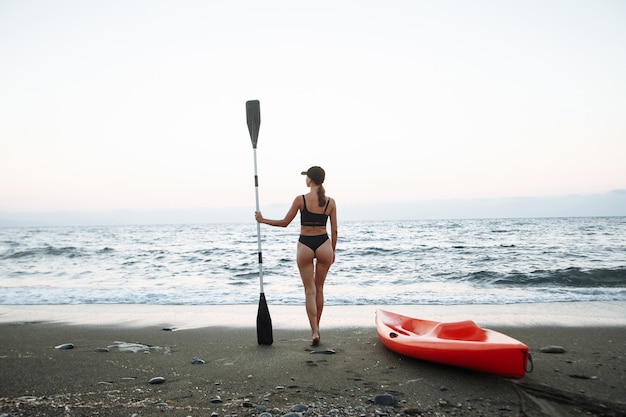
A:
1 301 625 329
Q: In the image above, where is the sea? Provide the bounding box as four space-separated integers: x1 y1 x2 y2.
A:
1 217 625 307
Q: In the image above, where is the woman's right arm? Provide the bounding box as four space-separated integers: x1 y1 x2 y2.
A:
255 196 301 227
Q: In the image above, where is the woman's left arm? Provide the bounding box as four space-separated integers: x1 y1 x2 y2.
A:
255 196 301 227
329 199 338 259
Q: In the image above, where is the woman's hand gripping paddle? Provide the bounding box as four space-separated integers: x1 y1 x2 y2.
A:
246 99 273 346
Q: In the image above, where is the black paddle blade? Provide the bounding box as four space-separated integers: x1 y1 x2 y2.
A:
246 100 261 148
256 292 273 345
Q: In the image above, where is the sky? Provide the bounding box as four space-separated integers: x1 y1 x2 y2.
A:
1 0 625 218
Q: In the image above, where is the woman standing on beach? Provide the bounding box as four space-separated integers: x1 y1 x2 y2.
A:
255 166 338 346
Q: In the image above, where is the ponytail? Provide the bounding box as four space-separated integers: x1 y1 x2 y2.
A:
317 185 326 207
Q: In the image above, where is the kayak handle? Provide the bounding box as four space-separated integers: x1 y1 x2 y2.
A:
386 324 411 337
525 352 534 373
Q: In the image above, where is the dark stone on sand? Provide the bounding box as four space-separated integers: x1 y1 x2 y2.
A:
540 345 566 353
374 393 395 406
258 413 272 417
311 348 336 354
94 348 109 352
148 377 165 384
282 413 302 417
162 327 175 331
191 358 205 364
291 404 308 412
54 343 74 350
569 374 597 380
210 396 223 403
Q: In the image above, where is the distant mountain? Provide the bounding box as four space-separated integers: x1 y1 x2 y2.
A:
1 190 624 227
341 189 626 221
0 207 253 227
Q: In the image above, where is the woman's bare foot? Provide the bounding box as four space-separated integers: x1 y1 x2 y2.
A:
311 334 320 346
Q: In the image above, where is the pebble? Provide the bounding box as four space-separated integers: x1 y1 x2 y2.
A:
373 394 395 406
291 404 308 412
258 413 272 417
94 348 109 352
282 413 302 417
18 396 37 402
540 345 566 353
211 396 223 403
54 343 74 350
191 358 205 365
148 377 165 384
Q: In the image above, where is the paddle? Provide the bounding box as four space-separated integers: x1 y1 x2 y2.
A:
246 99 273 346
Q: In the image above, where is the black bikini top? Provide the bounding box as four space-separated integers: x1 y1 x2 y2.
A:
300 195 330 227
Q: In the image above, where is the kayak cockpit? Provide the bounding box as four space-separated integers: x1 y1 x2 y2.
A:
432 320 487 341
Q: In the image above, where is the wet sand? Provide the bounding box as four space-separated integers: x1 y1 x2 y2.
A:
0 303 625 416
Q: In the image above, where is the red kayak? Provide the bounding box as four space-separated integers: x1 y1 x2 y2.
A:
376 309 531 378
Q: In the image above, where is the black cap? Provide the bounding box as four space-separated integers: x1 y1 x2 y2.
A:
301 166 325 184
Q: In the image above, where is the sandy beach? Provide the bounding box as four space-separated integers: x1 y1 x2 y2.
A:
1 303 625 417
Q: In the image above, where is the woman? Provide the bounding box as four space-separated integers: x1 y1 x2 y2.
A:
255 166 337 346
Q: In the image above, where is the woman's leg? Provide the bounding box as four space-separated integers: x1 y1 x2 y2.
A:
297 243 319 343
312 239 333 328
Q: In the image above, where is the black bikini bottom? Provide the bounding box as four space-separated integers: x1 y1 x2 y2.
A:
299 234 329 252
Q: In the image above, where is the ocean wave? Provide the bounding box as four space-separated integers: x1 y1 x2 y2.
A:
1 246 85 260
2 218 625 306
464 267 626 287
